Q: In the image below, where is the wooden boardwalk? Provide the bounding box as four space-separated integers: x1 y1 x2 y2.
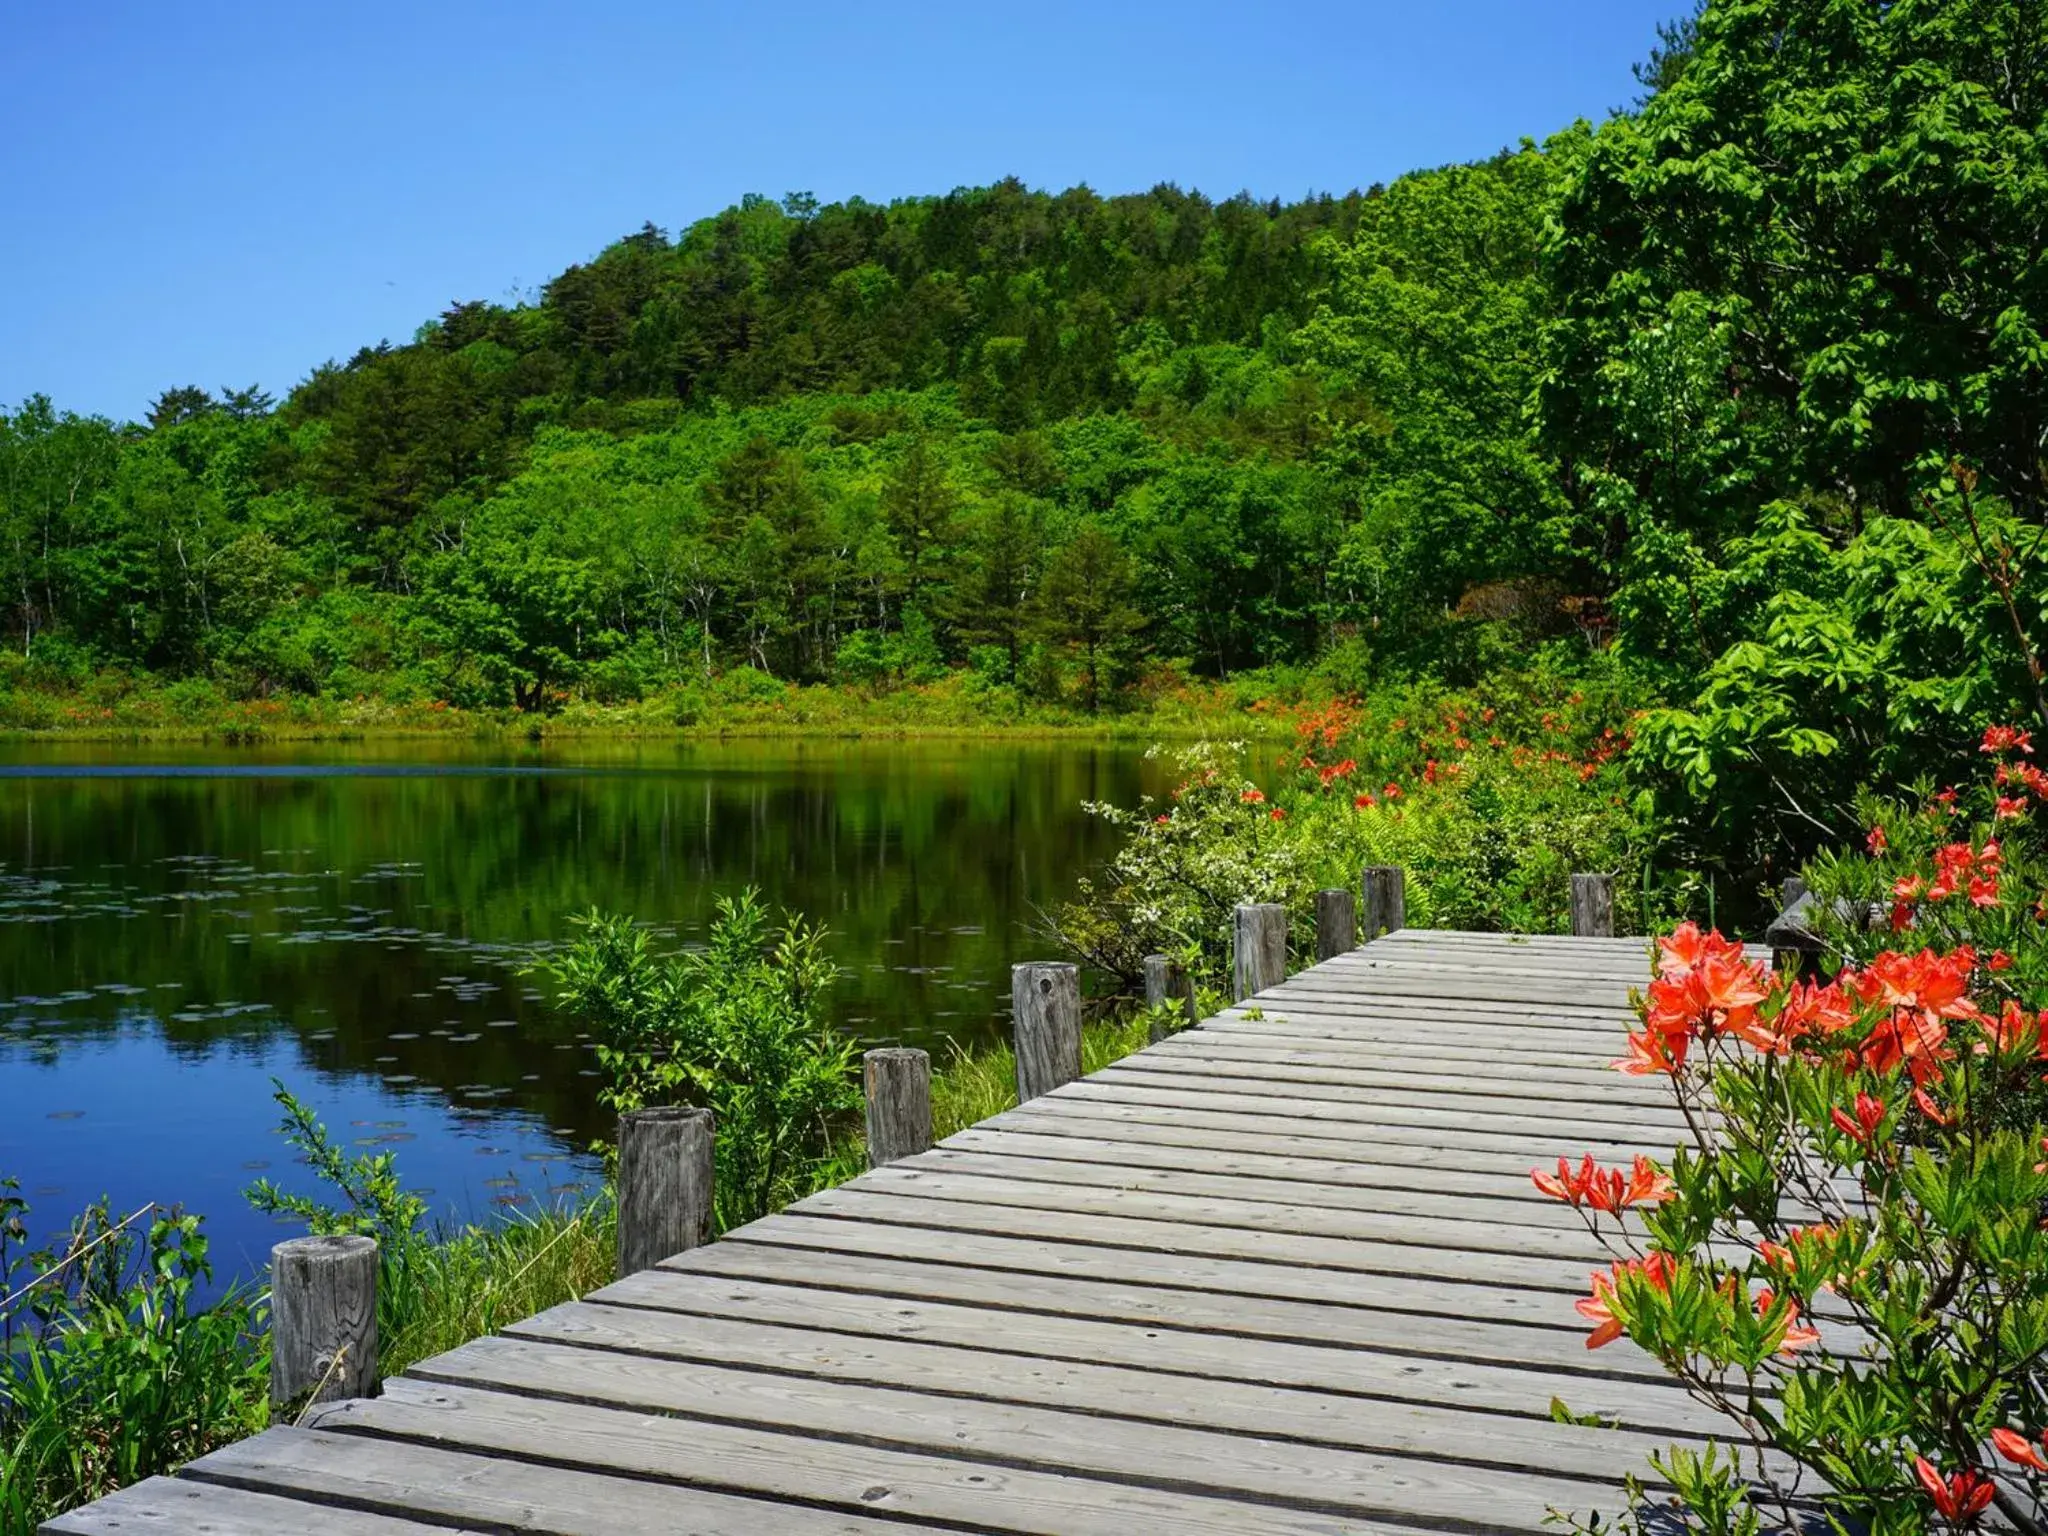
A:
50 928 1718 1536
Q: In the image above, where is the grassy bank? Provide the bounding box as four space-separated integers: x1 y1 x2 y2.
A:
0 663 1311 743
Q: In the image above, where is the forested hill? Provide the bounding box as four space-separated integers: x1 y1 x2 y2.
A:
2 161 1556 705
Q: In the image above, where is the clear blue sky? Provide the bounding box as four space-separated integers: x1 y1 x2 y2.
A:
2 1 1675 422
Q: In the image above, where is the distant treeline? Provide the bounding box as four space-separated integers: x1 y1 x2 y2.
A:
0 160 1570 712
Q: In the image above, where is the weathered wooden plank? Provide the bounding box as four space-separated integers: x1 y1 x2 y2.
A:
1257 979 1642 1019
1210 1007 1632 1046
983 1096 1675 1172
591 1264 1715 1431
907 1139 1606 1226
697 1217 1608 1342
1266 976 1639 1011
842 1161 1613 1265
1213 994 1632 1030
790 1182 1598 1291
1193 1018 1627 1069
1094 1060 1689 1129
734 1203 1607 1326
1190 1013 1630 1047
179 1423 915 1535
1317 957 1647 989
510 1298 1695 1480
1225 988 1630 1024
941 1125 1586 1205
409 1330 1637 1530
325 1376 1447 1536
1055 1078 1677 1152
1145 1035 1670 1098
39 1476 467 1536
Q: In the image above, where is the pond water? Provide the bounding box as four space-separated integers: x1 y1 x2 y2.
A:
0 739 1159 1282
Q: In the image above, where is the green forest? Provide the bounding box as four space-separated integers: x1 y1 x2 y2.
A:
5 0 2047 887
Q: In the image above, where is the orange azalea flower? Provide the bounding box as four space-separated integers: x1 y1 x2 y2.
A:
1911 1085 1953 1126
1993 1427 2048 1473
1643 948 1769 1045
1756 1223 1838 1286
1656 921 1715 979
1982 724 2034 755
1772 979 1856 1039
1914 1459 1995 1522
1753 1288 1821 1354
1531 1154 1673 1212
1614 1027 1688 1076
1982 999 2047 1056
1829 1092 1887 1146
1859 1010 1958 1083
1576 1253 1673 1349
1239 788 1266 804
1843 950 1981 1076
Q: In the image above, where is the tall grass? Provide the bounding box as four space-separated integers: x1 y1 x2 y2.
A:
1 1196 268 1536
928 1010 1159 1139
379 1194 616 1378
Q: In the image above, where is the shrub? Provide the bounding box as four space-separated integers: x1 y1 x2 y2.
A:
1544 735 2048 1531
545 891 861 1229
1049 690 1662 997
0 1186 267 1532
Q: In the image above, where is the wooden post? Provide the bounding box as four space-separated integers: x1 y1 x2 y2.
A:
1142 953 1195 1042
616 1105 714 1277
1233 902 1287 1001
1361 865 1406 941
863 1047 932 1168
1569 873 1616 938
1013 961 1082 1103
270 1233 378 1415
1314 888 1357 961
1771 876 1814 974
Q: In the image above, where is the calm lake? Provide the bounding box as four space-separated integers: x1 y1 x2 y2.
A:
0 739 1160 1280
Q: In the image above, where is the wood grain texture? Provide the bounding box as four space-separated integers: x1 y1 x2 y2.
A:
1141 952 1196 1040
1232 902 1288 1000
268 1235 378 1414
1314 888 1357 960
1362 863 1407 938
1012 960 1081 1103
862 1047 932 1168
615 1104 713 1276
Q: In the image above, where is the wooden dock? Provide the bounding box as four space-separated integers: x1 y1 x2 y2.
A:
49 928 1718 1536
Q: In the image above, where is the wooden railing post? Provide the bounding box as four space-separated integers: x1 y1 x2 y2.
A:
1314 888 1357 961
1013 961 1082 1103
1769 876 1817 973
1569 873 1616 937
1142 953 1196 1042
1233 902 1287 1001
863 1047 932 1168
616 1105 714 1277
1361 865 1406 941
270 1234 378 1415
